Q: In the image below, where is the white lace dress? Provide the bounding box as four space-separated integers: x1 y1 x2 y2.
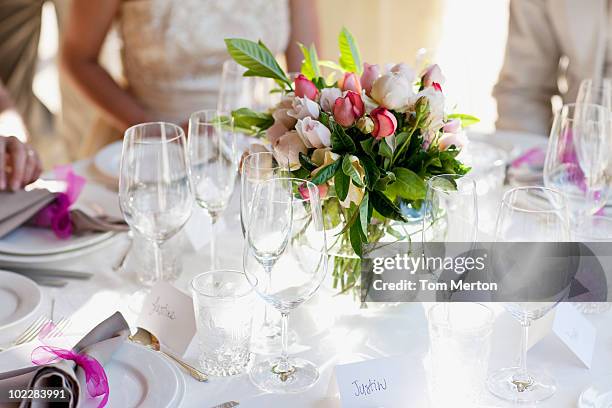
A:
120 0 290 121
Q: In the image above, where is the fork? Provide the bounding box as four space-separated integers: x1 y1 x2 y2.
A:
0 316 70 352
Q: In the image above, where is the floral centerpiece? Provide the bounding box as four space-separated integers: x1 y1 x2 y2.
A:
225 28 477 294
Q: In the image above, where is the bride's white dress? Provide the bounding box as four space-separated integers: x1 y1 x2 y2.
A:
120 0 290 122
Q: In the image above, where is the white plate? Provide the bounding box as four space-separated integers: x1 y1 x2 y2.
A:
0 232 121 264
94 141 122 182
0 270 43 339
81 343 186 408
0 226 115 256
579 374 612 408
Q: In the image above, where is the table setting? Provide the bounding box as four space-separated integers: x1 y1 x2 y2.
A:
0 29 611 408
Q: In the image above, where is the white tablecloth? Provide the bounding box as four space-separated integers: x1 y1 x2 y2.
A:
15 132 612 407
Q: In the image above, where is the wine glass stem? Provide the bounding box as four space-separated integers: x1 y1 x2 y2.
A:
262 263 275 332
513 319 532 389
278 312 291 372
210 213 219 269
153 240 163 282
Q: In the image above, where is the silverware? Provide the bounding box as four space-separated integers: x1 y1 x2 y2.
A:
128 327 208 382
1 266 92 280
210 402 239 408
112 233 133 272
30 278 68 288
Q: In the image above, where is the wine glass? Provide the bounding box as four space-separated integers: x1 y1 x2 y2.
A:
119 122 193 283
543 103 610 225
188 109 238 269
240 152 291 350
218 60 280 113
487 186 572 403
577 78 612 111
244 177 328 393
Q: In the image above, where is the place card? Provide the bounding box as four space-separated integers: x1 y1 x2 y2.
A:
335 355 411 408
184 205 213 251
551 303 596 368
136 282 196 356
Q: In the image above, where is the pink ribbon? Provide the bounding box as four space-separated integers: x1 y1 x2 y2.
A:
31 345 109 408
31 165 86 239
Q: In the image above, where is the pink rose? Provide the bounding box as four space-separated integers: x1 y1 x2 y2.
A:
442 118 462 134
360 63 380 96
266 121 289 145
272 108 297 129
339 72 362 94
439 131 468 151
319 88 342 112
273 130 308 170
298 182 328 200
371 107 398 139
390 63 415 83
333 91 365 127
421 64 445 88
288 96 320 120
294 74 319 100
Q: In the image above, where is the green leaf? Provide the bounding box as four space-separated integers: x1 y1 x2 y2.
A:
311 159 341 185
447 113 480 128
378 138 393 159
231 108 273 130
299 152 318 172
330 119 357 153
349 220 363 257
360 155 380 190
360 138 376 159
370 191 407 222
338 27 363 74
374 171 396 191
358 193 369 241
342 155 364 188
225 39 290 86
334 170 350 201
298 42 322 79
387 168 427 201
319 60 344 71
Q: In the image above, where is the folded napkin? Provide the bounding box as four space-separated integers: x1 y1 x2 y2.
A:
0 190 128 240
0 312 129 408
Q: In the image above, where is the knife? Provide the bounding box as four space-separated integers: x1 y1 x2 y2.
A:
210 402 239 408
0 266 92 280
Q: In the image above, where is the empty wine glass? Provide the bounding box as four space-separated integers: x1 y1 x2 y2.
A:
119 122 193 283
487 186 572 403
240 152 290 350
544 103 610 225
244 177 328 393
577 78 612 111
188 109 238 269
218 60 279 113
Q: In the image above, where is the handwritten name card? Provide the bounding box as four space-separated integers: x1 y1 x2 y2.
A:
335 356 411 408
137 282 196 356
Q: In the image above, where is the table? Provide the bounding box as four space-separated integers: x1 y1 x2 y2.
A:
30 149 612 408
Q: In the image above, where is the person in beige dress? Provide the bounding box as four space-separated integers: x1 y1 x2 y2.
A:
61 0 320 158
494 0 612 136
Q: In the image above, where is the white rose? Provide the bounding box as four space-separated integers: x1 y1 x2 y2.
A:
390 63 416 83
287 96 320 120
370 73 415 112
416 87 445 131
338 155 365 208
319 88 342 112
295 117 331 148
272 130 307 170
272 108 297 129
439 130 468 151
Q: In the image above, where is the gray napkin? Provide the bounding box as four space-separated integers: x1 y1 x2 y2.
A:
0 191 128 240
0 312 129 408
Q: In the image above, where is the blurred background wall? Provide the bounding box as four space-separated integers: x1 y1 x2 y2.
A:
33 0 509 166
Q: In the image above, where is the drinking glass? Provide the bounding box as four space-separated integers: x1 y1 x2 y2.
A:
191 269 256 376
487 186 571 403
240 152 290 349
244 178 328 393
119 122 193 284
188 110 238 269
427 303 494 407
218 60 279 113
544 103 610 225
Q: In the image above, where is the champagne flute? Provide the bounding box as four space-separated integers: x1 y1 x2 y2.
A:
188 110 237 269
119 122 193 284
487 186 572 403
577 78 612 111
544 103 610 225
244 178 328 393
